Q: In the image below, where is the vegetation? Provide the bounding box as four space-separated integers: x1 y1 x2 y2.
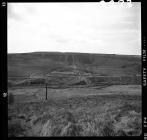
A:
8 92 14 105
8 119 26 137
8 52 141 136
8 52 141 77
8 86 142 137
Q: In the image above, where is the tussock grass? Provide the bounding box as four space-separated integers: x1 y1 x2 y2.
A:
60 122 82 136
33 113 52 125
8 86 142 136
41 120 52 136
8 119 26 137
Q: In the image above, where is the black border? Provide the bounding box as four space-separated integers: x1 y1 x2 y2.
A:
1 0 8 139
1 0 146 140
141 0 147 139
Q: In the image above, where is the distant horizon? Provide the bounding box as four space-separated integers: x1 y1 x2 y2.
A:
7 51 141 56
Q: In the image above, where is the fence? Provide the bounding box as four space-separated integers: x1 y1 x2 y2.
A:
8 75 141 100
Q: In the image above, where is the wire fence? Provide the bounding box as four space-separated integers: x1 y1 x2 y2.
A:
8 75 141 101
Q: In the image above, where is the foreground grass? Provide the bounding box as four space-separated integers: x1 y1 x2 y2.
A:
8 90 142 137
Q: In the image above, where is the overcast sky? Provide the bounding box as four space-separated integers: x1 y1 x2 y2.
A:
8 2 141 55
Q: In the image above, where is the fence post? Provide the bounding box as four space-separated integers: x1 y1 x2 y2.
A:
45 83 47 100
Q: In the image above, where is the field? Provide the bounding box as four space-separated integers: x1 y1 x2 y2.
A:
8 52 142 136
8 85 142 137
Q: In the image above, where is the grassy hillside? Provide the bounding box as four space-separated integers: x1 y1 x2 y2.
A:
8 52 141 77
8 85 142 136
8 52 142 136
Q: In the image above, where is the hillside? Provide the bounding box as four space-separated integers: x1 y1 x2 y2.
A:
8 52 141 77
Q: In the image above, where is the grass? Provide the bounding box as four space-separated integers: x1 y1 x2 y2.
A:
8 52 141 78
8 92 14 105
8 119 26 137
8 85 142 137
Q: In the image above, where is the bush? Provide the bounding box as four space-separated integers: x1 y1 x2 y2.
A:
8 92 14 105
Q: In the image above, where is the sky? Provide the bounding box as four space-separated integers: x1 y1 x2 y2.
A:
8 2 141 55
